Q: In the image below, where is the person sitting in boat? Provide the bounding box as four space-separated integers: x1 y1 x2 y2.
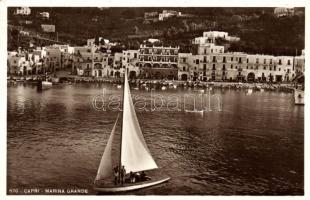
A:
120 165 126 185
129 171 136 183
113 166 119 185
134 172 141 182
140 171 151 181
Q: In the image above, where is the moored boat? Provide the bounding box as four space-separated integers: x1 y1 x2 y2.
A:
294 88 304 105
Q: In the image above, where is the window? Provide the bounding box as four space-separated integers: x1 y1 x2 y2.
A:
279 68 281 71
231 57 233 61
223 56 226 63
246 66 248 69
203 64 206 70
223 64 226 70
134 53 137 59
270 59 272 64
196 59 199 64
263 67 266 70
204 49 207 54
183 67 186 71
212 64 216 70
247 58 249 63
211 49 213 53
182 58 186 62
288 60 291 65
213 56 216 62
239 58 242 63
256 58 259 64
231 65 233 69
279 59 282 65
264 59 266 64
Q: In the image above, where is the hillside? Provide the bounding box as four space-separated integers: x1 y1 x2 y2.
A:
7 7 305 56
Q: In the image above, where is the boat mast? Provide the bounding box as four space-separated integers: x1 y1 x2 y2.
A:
119 67 126 174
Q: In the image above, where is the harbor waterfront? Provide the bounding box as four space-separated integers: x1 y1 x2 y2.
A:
7 83 304 195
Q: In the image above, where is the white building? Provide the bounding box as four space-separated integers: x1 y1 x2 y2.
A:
274 7 295 18
294 50 305 77
192 36 214 45
203 31 240 42
178 53 192 81
39 12 50 19
122 50 140 78
41 24 56 33
203 31 229 39
197 43 225 55
72 45 113 77
15 7 31 16
159 10 181 21
45 45 74 72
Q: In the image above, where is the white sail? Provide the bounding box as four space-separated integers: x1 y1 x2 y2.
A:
95 114 119 181
121 71 158 173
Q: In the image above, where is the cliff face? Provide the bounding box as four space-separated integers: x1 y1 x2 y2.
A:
8 7 305 56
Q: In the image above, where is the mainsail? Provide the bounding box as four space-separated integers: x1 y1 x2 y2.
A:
121 71 158 173
95 114 119 181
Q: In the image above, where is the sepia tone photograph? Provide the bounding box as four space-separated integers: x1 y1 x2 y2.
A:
6 6 305 195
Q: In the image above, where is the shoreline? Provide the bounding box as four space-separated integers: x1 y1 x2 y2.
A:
7 76 295 92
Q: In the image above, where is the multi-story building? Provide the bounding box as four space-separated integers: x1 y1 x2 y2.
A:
273 56 294 82
8 53 27 75
45 45 74 73
72 45 113 78
7 52 41 76
122 50 140 78
138 45 179 80
178 53 192 81
294 50 305 77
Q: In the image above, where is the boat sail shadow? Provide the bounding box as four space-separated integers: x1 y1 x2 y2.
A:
94 70 170 193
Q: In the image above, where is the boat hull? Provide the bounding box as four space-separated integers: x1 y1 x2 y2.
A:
294 89 304 105
94 177 170 193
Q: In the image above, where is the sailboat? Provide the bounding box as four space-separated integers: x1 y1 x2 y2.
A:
93 71 170 193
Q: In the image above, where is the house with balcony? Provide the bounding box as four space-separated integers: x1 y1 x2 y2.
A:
138 44 179 80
